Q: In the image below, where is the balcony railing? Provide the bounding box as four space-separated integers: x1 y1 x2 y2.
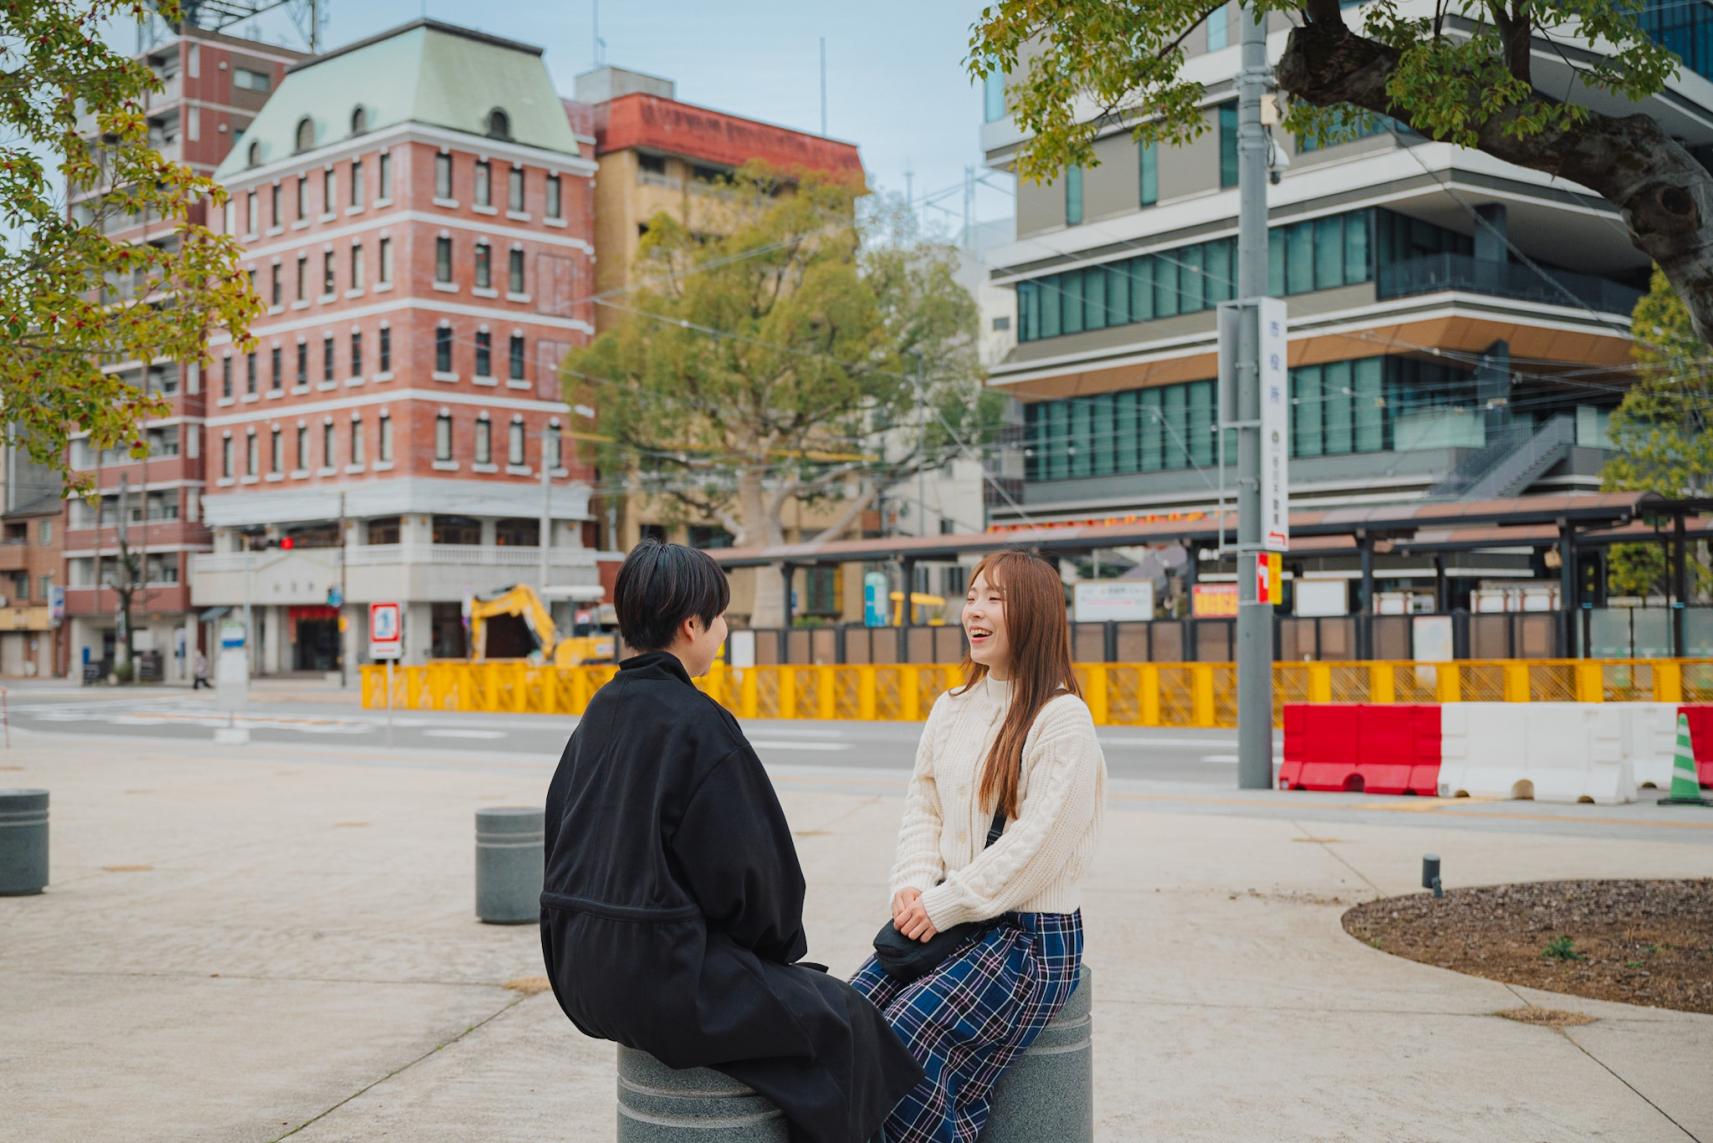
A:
190 544 595 575
1378 253 1644 317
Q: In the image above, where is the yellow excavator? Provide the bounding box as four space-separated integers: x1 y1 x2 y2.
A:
466 583 616 667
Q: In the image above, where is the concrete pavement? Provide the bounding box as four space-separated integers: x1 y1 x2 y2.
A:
2 725 1710 1141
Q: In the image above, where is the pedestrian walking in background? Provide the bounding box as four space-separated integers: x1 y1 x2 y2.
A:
854 549 1107 1142
192 649 211 690
539 539 921 1143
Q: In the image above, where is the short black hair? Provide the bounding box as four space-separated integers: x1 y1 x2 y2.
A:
613 539 730 652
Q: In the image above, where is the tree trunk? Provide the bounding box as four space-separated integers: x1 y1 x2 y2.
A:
1276 20 1713 345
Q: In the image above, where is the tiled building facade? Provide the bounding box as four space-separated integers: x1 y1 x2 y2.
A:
188 20 600 672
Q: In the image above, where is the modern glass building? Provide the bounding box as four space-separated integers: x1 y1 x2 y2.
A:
977 2 1713 611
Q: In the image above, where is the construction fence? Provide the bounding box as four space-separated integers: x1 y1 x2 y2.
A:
361 658 1713 729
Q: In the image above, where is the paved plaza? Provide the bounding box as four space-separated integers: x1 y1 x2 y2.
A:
3 710 1712 1141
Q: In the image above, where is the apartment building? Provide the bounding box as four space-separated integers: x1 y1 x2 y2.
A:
0 448 65 677
62 26 306 682
979 1 1707 610
571 66 868 624
187 20 600 672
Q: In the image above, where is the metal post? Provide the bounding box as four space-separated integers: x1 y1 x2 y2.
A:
244 547 256 678
1235 1 1273 789
1558 520 1577 658
1183 543 1199 660
1357 533 1375 661
780 562 796 630
115 475 130 675
899 558 915 663
1433 555 1448 614
1672 512 1688 658
539 426 553 597
338 490 348 689
916 353 929 536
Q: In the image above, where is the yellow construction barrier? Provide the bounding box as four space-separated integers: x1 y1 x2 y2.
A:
362 658 1713 728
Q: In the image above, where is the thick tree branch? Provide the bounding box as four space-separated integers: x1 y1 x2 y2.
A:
809 485 878 544
1276 18 1713 344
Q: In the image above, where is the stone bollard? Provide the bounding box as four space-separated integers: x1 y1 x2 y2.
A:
0 789 49 896
609 966 1093 1142
981 964 1094 1143
474 806 543 924
617 1046 787 1142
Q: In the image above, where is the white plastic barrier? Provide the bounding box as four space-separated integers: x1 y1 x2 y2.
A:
1438 703 1634 805
1620 703 1683 790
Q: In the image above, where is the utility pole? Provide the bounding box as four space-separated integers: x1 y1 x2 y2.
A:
1235 2 1275 789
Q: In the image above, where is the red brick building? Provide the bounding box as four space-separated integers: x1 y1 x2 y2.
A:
189 20 600 673
62 26 306 681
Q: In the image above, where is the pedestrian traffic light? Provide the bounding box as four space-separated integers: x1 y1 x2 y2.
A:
279 536 295 550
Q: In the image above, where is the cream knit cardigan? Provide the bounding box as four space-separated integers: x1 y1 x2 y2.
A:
891 675 1107 931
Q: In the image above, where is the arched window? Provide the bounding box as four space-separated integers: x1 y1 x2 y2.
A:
350 106 368 135
294 116 314 153
486 108 511 140
246 140 261 167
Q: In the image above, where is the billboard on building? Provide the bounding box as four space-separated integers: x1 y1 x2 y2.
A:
1073 581 1155 623
1191 583 1238 618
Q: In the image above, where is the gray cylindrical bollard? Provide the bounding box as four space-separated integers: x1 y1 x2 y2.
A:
617 1045 788 1142
981 964 1093 1143
474 806 543 924
0 789 49 896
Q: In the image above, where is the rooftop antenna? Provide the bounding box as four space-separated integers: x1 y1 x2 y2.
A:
593 0 606 66
819 36 828 135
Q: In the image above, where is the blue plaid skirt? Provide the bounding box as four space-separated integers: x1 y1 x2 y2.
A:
850 910 1083 1143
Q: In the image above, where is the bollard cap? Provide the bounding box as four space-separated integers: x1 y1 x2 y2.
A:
475 805 545 836
0 789 48 809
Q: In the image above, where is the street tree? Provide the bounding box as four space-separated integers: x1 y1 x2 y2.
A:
1601 269 1713 598
561 165 1000 626
968 1 1713 344
0 0 260 497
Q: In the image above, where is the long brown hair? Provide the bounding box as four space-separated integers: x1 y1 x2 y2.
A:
957 550 1081 819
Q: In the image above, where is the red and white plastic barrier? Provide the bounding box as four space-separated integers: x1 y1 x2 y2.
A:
1280 701 1713 803
1438 703 1633 804
1279 704 1440 795
1622 704 1713 789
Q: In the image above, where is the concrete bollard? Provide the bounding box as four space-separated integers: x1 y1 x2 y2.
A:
617 1046 788 1142
981 964 1094 1143
474 806 543 924
0 789 49 896
610 965 1092 1142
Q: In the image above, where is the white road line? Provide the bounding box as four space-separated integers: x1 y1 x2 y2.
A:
422 728 509 739
1200 753 1240 764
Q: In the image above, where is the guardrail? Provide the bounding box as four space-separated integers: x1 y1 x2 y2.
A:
360 658 1713 727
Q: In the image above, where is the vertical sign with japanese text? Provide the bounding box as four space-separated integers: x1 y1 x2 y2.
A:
1258 297 1290 552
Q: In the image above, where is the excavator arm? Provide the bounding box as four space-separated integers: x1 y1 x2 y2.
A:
468 584 559 662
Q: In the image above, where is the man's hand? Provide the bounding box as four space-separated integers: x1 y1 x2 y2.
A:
895 898 938 943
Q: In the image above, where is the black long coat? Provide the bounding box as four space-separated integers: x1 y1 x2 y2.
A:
540 652 921 1143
